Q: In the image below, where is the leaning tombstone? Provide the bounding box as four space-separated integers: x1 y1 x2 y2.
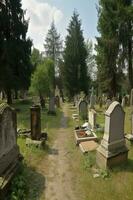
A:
78 100 88 120
0 103 22 197
96 101 128 169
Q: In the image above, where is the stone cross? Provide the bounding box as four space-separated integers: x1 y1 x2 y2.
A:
96 101 128 169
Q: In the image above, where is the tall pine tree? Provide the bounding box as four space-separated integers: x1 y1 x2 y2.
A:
0 0 32 104
64 10 88 98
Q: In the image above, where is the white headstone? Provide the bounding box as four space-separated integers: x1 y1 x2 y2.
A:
89 109 96 130
96 101 128 168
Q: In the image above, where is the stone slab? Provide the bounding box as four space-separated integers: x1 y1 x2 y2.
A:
26 138 45 148
79 141 98 153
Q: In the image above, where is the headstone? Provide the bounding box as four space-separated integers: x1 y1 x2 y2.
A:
55 95 60 108
130 89 133 106
89 109 96 130
121 97 126 108
106 98 112 109
48 96 56 115
78 100 88 120
96 101 128 169
0 103 21 195
90 93 95 109
30 105 41 140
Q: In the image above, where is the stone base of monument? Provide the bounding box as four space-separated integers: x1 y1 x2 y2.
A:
0 147 23 199
26 137 46 148
74 129 97 145
47 111 56 115
96 145 128 169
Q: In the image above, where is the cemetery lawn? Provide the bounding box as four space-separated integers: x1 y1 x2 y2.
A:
10 100 133 200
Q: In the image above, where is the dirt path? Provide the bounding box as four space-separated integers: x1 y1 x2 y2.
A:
44 104 77 200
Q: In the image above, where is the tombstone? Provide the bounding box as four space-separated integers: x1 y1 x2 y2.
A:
96 101 128 169
78 100 88 120
130 89 133 106
90 93 95 109
0 103 21 195
30 105 41 140
106 98 112 109
55 95 60 108
89 109 96 130
121 97 126 108
48 96 56 115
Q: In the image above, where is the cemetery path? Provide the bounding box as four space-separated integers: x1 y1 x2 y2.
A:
43 104 77 200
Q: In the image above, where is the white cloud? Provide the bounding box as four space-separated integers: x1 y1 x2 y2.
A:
22 0 63 51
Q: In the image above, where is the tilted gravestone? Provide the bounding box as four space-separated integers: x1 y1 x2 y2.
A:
78 100 88 120
0 103 21 195
96 101 128 169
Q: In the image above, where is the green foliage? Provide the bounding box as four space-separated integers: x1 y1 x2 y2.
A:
0 0 32 104
100 169 110 179
64 10 88 97
29 59 54 97
10 165 28 200
83 153 95 170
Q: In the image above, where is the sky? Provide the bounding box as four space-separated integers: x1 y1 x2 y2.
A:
22 0 99 52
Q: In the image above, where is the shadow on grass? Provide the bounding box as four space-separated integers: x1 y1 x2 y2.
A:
25 165 46 200
111 158 133 173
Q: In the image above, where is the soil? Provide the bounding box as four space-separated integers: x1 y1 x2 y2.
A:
39 104 77 200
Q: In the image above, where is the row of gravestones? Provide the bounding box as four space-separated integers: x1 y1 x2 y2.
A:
77 98 129 169
75 88 133 111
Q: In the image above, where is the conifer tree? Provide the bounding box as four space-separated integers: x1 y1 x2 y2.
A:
64 10 88 98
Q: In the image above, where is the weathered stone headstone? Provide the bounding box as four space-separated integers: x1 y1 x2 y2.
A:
89 109 96 130
48 96 56 115
130 89 133 106
96 101 128 169
106 98 112 109
0 103 21 195
121 97 126 108
78 100 88 120
30 105 41 140
55 95 60 108
90 93 95 109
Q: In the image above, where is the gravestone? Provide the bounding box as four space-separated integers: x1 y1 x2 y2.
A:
78 100 88 120
48 96 56 115
121 97 126 108
89 109 96 130
90 93 95 109
106 98 112 109
30 105 41 140
0 103 21 196
55 95 60 108
96 101 128 169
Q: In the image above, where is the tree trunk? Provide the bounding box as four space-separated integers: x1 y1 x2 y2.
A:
6 89 12 105
14 89 18 99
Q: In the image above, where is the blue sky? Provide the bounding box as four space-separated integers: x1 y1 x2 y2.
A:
22 0 99 51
